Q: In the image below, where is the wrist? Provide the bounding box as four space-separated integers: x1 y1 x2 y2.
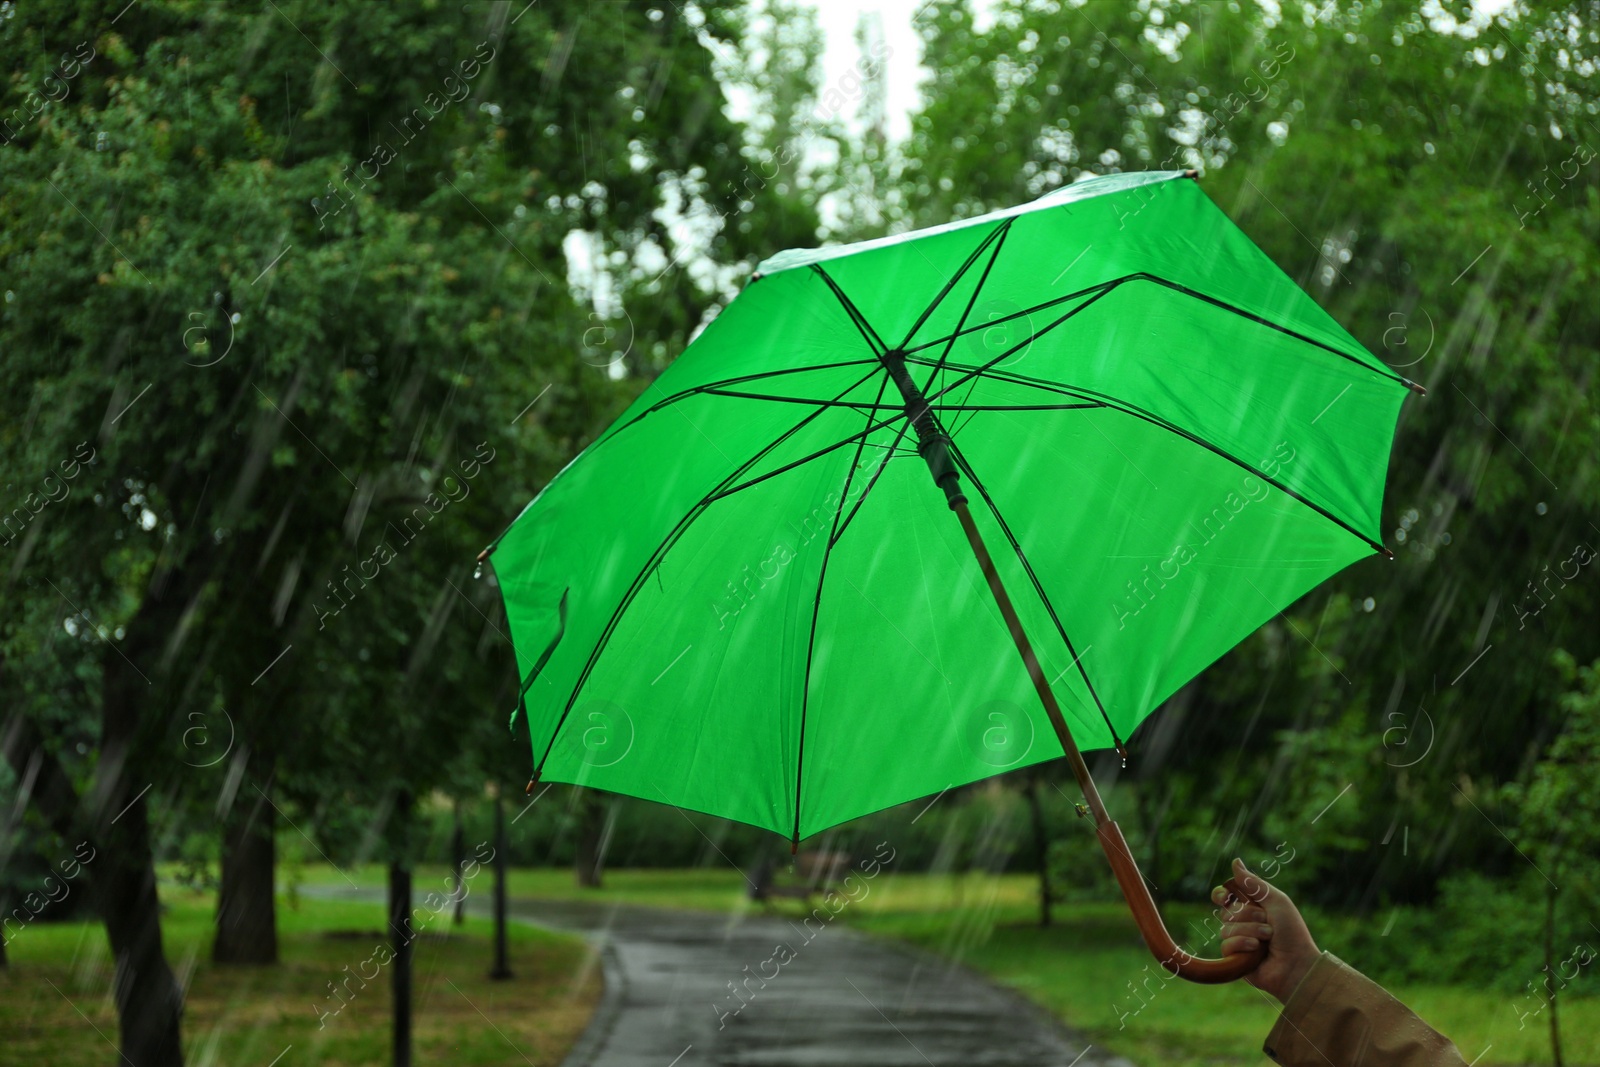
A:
1270 950 1320 1005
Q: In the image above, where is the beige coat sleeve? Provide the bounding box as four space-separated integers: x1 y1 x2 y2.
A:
1262 951 1469 1067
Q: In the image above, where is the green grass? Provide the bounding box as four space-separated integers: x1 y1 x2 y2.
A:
1 879 599 1066
303 863 1600 1067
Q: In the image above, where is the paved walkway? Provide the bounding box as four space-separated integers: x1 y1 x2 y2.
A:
493 897 1128 1067
304 884 1127 1067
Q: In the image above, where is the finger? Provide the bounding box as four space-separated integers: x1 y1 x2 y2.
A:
1219 906 1268 926
1221 934 1262 956
1221 921 1273 943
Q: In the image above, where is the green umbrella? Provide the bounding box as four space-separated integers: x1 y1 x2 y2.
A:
480 169 1419 983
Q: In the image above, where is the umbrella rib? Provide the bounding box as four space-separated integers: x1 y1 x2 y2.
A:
792 374 895 847
697 389 1099 414
902 272 1409 394
704 409 912 506
1129 273 1412 390
610 358 887 435
697 389 902 412
896 217 1014 353
531 367 884 776
811 265 888 355
830 415 915 550
901 274 1136 357
922 281 1127 405
915 216 1017 424
920 359 1388 557
482 361 888 560
944 436 1123 749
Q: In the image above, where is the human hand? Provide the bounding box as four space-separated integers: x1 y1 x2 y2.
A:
1210 856 1320 1004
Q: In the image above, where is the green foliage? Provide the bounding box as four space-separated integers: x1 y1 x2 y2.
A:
1502 651 1600 913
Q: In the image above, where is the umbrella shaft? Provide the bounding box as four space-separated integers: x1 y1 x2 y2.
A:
951 499 1111 827
879 349 966 509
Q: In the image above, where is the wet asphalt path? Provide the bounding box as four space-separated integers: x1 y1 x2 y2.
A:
306 886 1126 1067
498 897 1122 1067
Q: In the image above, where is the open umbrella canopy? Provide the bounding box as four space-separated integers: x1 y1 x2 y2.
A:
483 169 1412 844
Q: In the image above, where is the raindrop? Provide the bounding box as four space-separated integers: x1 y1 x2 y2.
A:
1441 532 1452 545
230 312 241 324
1363 597 1376 612
114 626 125 639
1424 142 1436 155
1535 501 1548 515
3 290 11 302
1396 528 1408 543
95 131 108 151
473 561 484 579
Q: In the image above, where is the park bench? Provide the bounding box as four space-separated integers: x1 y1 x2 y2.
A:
747 850 852 906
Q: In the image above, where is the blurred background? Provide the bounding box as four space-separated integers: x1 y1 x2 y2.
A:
1 0 1597 1064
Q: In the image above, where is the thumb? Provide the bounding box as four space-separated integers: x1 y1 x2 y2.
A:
1230 856 1270 904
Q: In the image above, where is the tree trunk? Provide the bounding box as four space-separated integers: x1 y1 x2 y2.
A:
214 765 278 964
99 648 185 1065
452 802 465 926
1546 882 1564 1067
1023 773 1053 928
97 781 186 1065
490 794 512 979
388 857 413 1067
574 788 607 889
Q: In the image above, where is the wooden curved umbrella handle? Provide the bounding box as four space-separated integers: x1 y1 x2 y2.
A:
1095 820 1268 984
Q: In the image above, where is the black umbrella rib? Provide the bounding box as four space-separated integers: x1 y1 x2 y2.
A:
925 361 1389 557
481 360 889 559
922 281 1127 404
1125 273 1411 390
697 388 901 412
703 409 913 506
900 274 1138 357
897 217 1013 353
944 435 1123 751
697 388 1099 414
609 358 886 436
532 367 883 776
812 265 888 355
916 216 1016 419
830 414 914 550
792 373 894 847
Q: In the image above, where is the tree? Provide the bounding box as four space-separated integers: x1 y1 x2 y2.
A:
1501 649 1600 1067
1 0 808 1059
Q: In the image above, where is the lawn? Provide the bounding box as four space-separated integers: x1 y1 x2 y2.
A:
0 879 600 1067
299 863 1598 1067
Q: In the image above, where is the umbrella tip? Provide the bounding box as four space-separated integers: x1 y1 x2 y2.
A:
1183 168 1199 180
1381 545 1395 560
1405 378 1428 397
